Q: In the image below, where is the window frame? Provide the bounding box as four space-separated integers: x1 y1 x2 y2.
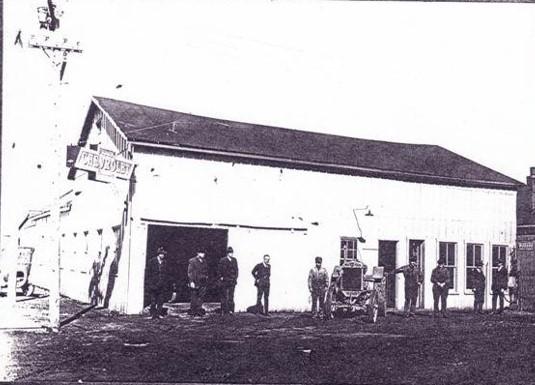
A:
340 237 359 264
439 241 457 292
465 243 483 294
491 244 507 290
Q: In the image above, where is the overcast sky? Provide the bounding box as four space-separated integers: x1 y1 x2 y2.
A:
2 0 535 237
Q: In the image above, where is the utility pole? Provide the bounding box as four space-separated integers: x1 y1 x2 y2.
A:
25 0 82 332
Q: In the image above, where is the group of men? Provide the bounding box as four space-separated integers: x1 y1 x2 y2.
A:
147 245 518 320
394 254 516 318
146 246 272 319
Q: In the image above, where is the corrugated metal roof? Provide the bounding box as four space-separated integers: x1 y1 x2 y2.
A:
90 96 521 190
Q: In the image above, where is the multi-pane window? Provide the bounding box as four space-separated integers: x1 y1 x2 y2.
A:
492 245 507 289
466 243 483 290
340 237 358 264
439 242 456 290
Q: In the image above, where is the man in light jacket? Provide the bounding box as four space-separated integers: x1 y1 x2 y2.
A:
308 256 329 318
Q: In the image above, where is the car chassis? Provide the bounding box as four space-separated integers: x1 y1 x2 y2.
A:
324 259 386 323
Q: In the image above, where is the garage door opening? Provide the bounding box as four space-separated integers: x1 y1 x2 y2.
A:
144 225 228 305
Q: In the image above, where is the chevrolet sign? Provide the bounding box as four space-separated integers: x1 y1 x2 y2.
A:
66 145 134 180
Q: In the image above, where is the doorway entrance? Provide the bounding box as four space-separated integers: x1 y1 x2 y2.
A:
378 240 397 308
409 239 425 308
144 225 228 305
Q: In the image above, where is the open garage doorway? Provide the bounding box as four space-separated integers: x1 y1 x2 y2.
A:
144 225 228 305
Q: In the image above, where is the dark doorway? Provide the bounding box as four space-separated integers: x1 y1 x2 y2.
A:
378 240 397 308
145 225 228 305
409 239 425 308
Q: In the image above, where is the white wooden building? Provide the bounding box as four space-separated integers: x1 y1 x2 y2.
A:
19 96 521 314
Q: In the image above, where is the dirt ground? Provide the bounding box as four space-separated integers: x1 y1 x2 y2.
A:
1 297 535 384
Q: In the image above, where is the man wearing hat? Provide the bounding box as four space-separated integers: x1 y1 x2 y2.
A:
188 250 209 316
308 257 329 318
252 254 271 316
146 246 171 320
218 246 239 315
431 257 450 318
471 260 486 314
393 253 423 317
491 257 508 314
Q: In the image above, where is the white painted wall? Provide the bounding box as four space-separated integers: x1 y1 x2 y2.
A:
126 151 516 313
17 120 134 313
19 145 516 314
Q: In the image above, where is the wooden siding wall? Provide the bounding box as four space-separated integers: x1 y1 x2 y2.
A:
128 152 516 313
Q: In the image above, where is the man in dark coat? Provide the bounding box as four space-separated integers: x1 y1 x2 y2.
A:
431 257 450 318
471 260 486 314
218 246 239 315
492 257 508 314
308 256 329 318
393 255 423 317
188 251 209 316
252 254 271 316
146 247 171 319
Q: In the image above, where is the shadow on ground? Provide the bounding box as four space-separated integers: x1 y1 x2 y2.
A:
2 298 535 384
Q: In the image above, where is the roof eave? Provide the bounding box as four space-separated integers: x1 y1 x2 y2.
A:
130 140 520 191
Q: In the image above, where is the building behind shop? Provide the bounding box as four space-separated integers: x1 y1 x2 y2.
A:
516 167 535 311
18 97 521 314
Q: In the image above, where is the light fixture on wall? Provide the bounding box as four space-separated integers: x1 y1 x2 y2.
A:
353 206 373 243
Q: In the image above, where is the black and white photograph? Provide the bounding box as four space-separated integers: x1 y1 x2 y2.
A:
1 0 535 384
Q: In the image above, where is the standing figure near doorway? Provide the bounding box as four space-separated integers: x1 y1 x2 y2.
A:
393 254 423 317
252 254 271 316
508 257 519 306
218 246 239 315
491 257 508 315
188 251 209 316
146 247 171 320
431 257 450 318
471 260 486 314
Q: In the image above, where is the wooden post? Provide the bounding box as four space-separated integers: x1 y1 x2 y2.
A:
26 34 82 332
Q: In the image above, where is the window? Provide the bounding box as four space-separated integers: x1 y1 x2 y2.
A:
466 243 483 290
491 245 507 289
340 237 358 264
439 242 456 290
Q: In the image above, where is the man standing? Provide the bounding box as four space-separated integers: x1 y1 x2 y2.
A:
431 257 450 318
218 246 239 315
508 257 519 306
492 257 508 315
393 255 423 317
188 250 209 316
471 260 486 314
252 254 271 316
308 256 329 318
146 247 171 320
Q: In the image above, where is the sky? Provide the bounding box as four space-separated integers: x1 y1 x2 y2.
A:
2 0 535 238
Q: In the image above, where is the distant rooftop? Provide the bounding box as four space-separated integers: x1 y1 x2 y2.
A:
85 96 521 190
